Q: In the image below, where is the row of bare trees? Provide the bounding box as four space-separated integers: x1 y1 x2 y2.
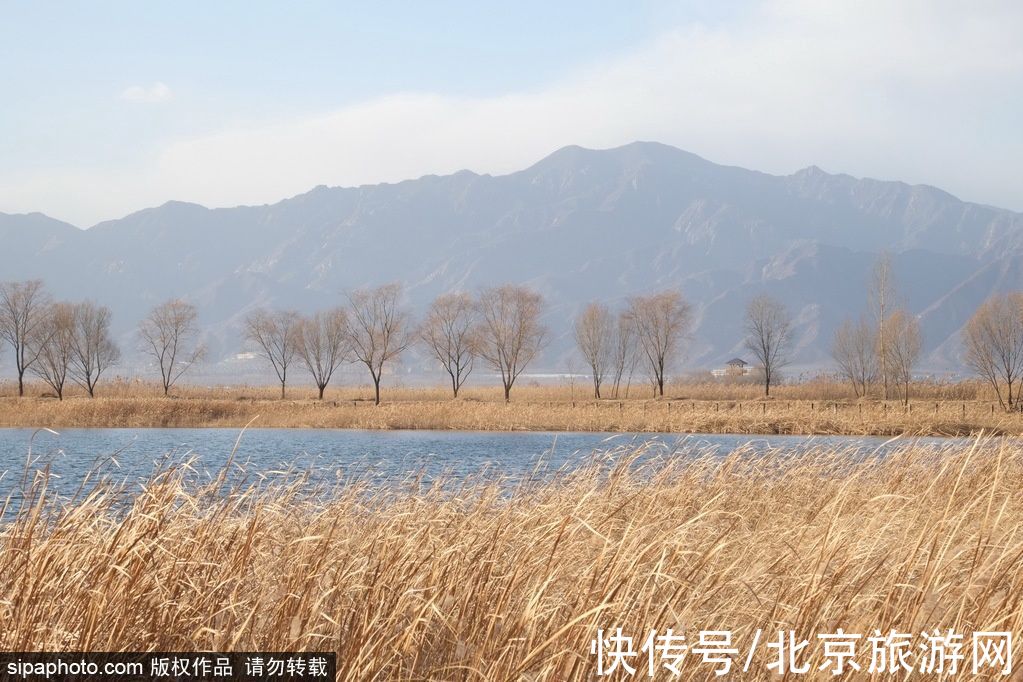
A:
0 280 120 399
0 279 550 403
418 286 548 401
239 283 548 404
7 270 1023 409
573 292 693 399
0 281 206 400
574 291 797 399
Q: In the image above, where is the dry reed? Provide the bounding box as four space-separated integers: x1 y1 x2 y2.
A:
1 394 1021 436
1 439 1022 679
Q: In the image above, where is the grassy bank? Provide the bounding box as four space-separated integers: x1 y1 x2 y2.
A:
2 441 1021 679
1 394 1022 436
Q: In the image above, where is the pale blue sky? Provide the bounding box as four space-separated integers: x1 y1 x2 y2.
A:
2 1 1021 225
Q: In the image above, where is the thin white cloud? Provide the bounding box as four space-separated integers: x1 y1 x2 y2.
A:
147 1 1023 215
3 0 1022 225
120 82 173 104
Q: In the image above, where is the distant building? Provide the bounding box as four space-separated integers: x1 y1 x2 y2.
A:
711 358 750 378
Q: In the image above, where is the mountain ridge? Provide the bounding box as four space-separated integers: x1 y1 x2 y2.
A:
9 141 1013 230
2 141 1021 380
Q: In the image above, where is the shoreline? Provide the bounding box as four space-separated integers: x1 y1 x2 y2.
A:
1 395 1020 437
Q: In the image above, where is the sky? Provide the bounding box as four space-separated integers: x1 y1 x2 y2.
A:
1 0 1022 227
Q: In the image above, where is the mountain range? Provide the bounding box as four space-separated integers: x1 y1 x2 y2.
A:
3 141 1022 382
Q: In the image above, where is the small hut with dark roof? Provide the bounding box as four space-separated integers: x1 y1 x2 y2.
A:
724 358 749 377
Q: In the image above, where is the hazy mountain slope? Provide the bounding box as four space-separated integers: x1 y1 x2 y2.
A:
1 141 1021 380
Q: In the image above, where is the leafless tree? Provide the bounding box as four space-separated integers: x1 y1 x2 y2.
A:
297 308 351 400
420 292 477 398
69 301 119 397
831 316 878 397
609 312 637 399
138 299 206 396
29 302 75 399
347 283 411 405
963 292 1023 411
625 291 691 397
574 302 615 398
885 309 922 406
245 308 301 399
869 252 897 399
475 285 547 402
0 279 52 396
744 294 793 397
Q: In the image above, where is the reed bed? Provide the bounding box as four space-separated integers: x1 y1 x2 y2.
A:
1 394 1021 436
1 440 1021 679
0 376 990 403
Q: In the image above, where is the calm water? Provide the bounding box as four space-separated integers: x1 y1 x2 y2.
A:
0 427 962 504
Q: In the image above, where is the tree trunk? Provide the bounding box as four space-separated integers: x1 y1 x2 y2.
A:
280 382 286 400
374 378 381 405
17 373 24 397
318 385 325 400
503 383 511 402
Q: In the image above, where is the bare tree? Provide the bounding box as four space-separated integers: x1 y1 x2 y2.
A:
138 299 206 396
831 316 878 397
70 301 119 397
963 293 1023 411
625 291 691 397
347 283 411 405
475 285 547 402
297 308 351 400
609 311 637 399
574 302 615 398
0 280 52 396
885 309 922 406
744 294 793 397
869 252 896 399
245 308 301 399
420 292 477 398
29 302 75 399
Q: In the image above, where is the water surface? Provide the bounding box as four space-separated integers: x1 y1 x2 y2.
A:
0 428 961 504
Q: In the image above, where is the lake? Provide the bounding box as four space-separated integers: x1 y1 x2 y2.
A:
0 427 963 504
